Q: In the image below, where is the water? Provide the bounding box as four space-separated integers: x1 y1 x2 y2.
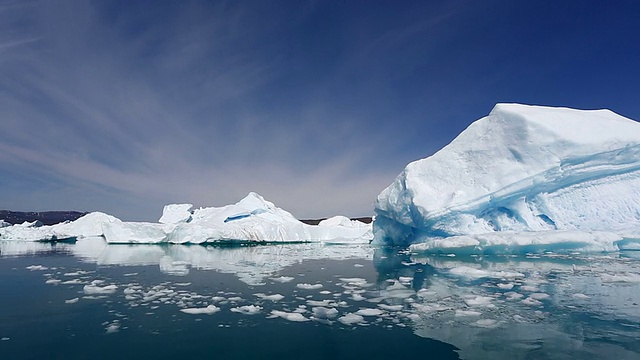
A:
1 239 639 359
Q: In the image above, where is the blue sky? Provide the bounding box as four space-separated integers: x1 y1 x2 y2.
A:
1 0 639 221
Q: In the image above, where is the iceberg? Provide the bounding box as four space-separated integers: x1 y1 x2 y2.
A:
373 103 640 252
0 212 120 242
0 192 373 244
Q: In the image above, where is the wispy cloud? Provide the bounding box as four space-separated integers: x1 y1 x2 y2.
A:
2 1 638 220
0 1 405 220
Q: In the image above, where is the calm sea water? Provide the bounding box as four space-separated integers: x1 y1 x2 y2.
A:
1 239 639 359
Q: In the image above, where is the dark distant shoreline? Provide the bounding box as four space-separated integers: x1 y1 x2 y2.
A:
0 210 88 226
300 217 373 225
1 210 372 226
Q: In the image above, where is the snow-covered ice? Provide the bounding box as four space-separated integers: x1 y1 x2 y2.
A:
254 293 285 302
296 283 323 290
337 313 365 325
0 193 372 244
269 310 309 322
374 104 640 252
180 305 220 315
83 283 117 295
230 305 262 315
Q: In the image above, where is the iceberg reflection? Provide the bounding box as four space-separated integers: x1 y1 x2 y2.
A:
373 247 640 359
70 238 372 285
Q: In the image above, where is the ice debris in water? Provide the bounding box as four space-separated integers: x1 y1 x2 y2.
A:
338 313 365 325
180 305 221 315
254 293 285 302
296 283 323 290
83 281 118 295
230 305 262 315
269 310 309 322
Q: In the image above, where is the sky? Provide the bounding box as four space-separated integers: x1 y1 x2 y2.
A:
1 0 639 221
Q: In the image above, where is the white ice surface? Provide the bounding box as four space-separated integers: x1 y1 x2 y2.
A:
180 305 220 315
270 310 309 322
1 192 372 244
374 104 640 251
0 212 120 241
158 204 193 224
230 305 262 315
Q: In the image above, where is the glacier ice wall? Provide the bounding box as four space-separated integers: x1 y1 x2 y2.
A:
373 104 640 247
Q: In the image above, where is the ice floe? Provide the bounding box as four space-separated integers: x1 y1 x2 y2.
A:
180 305 221 315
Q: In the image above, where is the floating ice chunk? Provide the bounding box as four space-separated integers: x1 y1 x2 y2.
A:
26 265 48 271
378 304 404 312
520 285 539 292
455 310 482 317
464 296 494 307
339 278 370 287
318 216 363 228
529 293 550 300
355 308 385 316
307 299 338 307
412 303 451 313
64 271 89 276
572 293 590 299
504 292 524 300
497 283 514 290
311 307 339 319
271 276 295 283
230 305 262 315
62 279 83 285
180 305 220 315
338 313 365 325
296 283 323 290
83 283 117 295
512 314 527 323
270 310 310 322
105 321 120 334
521 297 543 306
474 319 499 328
45 279 61 285
398 276 413 283
600 273 640 283
254 293 284 302
65 297 79 304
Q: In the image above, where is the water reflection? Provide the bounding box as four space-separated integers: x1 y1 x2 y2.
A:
373 247 640 359
2 238 639 359
1 238 373 286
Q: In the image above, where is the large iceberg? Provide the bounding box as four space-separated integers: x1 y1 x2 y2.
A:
373 104 640 252
0 192 372 244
